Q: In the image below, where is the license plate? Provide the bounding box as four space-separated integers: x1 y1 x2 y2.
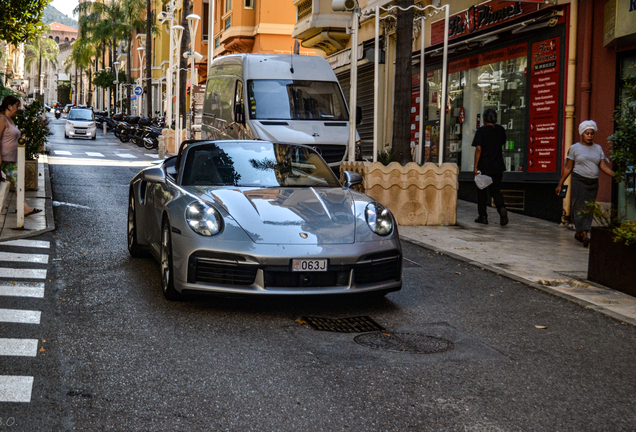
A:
292 259 327 272
76 130 86 134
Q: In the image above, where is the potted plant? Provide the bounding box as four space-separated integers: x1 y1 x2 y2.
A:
13 100 52 191
588 71 636 296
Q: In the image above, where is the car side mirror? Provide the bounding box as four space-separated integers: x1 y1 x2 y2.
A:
234 102 245 125
342 171 362 188
356 106 362 125
143 166 165 183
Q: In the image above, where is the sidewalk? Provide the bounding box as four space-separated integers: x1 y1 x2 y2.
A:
0 156 54 240
0 157 634 326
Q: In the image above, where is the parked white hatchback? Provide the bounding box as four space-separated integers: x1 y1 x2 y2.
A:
65 108 96 140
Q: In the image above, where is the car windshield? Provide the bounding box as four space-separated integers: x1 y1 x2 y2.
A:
68 109 93 121
247 80 348 121
181 142 341 188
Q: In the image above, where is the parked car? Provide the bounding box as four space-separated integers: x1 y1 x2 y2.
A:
127 140 402 300
63 104 74 113
44 104 51 112
65 107 96 139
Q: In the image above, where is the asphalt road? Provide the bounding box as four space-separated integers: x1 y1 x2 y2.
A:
1 115 635 431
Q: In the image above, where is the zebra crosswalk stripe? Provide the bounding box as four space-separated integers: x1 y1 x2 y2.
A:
0 309 41 324
0 283 45 298
0 268 47 279
0 339 38 357
0 240 50 249
0 252 49 264
0 376 34 402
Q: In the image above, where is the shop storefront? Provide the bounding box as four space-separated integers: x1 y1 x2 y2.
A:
418 1 570 221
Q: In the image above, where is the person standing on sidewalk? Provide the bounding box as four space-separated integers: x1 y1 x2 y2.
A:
555 120 614 247
472 108 508 226
0 96 42 216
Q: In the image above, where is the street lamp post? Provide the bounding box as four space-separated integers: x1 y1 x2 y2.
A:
114 61 120 114
105 66 111 113
172 24 184 143
186 14 200 139
137 46 146 116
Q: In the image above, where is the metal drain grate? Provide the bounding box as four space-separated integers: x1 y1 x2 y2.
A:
299 316 384 333
354 332 455 354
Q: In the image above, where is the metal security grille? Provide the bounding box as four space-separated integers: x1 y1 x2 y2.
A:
299 316 385 333
501 190 525 211
338 62 375 160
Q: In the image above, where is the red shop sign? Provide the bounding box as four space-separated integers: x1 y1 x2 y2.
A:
431 1 539 46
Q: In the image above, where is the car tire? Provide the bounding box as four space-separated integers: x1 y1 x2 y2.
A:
127 191 148 258
64 133 69 139
161 220 183 301
92 135 96 140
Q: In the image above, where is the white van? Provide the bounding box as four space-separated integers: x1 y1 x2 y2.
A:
201 54 360 168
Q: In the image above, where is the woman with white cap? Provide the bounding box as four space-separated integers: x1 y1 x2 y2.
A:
555 120 614 247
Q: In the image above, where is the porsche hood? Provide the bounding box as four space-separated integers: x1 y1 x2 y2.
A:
201 187 357 244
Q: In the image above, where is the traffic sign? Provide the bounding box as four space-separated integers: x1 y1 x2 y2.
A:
134 86 143 96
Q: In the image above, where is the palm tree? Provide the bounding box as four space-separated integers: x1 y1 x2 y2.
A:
76 0 123 110
24 26 60 101
391 0 414 164
64 39 93 105
118 0 147 114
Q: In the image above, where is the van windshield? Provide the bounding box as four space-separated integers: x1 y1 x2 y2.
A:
247 80 348 121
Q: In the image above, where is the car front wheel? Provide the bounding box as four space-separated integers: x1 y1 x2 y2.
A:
127 191 147 258
161 220 182 301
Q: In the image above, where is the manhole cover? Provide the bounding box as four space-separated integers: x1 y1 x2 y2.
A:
300 316 384 333
354 332 455 354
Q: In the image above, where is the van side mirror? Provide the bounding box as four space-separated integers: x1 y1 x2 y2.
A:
234 102 245 125
356 106 362 125
342 171 362 188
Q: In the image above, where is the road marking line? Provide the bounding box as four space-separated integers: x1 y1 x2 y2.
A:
0 309 41 324
115 154 137 159
0 240 50 249
85 152 104 157
54 150 72 155
0 283 45 298
0 339 38 357
145 154 159 158
0 252 48 264
0 268 47 279
0 376 34 402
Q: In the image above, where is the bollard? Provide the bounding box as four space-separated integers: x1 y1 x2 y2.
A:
16 144 25 229
103 122 107 136
158 135 165 159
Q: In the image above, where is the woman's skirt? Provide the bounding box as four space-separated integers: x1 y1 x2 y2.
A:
571 172 599 232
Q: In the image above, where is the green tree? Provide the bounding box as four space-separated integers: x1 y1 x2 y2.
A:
64 39 93 105
609 71 636 208
0 0 48 45
118 0 148 114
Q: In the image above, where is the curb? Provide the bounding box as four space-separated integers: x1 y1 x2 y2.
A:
400 236 636 328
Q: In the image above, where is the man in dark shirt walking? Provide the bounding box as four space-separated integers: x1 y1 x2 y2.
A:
472 108 508 226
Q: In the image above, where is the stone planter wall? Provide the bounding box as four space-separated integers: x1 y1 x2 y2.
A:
161 129 187 155
588 226 636 297
25 159 38 191
341 161 459 226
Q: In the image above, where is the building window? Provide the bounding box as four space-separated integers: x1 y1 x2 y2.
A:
215 37 220 48
425 46 528 172
225 0 231 13
55 36 59 43
202 3 209 41
244 0 253 8
225 16 231 30
65 37 69 42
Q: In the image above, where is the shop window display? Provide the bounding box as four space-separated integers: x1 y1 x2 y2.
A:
424 48 527 172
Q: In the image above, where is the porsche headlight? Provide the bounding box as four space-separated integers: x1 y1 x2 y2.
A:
365 202 393 236
185 201 222 236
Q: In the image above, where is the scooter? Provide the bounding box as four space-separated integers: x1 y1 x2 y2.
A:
54 107 61 119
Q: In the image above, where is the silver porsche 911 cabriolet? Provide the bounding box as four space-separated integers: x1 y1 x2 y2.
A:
127 140 402 300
